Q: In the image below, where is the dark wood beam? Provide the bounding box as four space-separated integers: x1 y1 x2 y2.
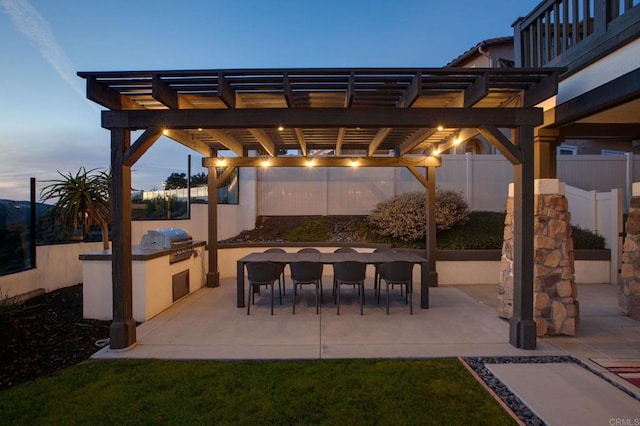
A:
478 125 522 165
202 155 441 168
162 129 212 157
248 129 276 156
558 122 640 139
368 128 392 156
284 73 295 108
152 75 179 110
397 72 422 107
123 127 162 166
336 128 346 156
102 107 544 129
434 128 480 155
202 129 244 156
405 165 429 189
524 71 559 107
295 128 307 156
178 98 244 156
464 73 489 107
345 72 354 107
552 68 640 126
215 166 237 188
399 128 437 155
217 73 236 109
87 77 143 111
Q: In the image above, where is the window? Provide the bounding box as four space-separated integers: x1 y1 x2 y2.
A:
557 145 577 155
601 149 627 155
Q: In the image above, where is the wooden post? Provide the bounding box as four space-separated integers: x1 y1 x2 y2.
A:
109 128 136 350
533 128 560 179
510 125 537 349
426 166 438 291
207 165 220 287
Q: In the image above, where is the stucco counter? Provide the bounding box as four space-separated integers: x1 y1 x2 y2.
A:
80 241 206 322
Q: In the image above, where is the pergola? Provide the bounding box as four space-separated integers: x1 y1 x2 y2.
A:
77 67 562 351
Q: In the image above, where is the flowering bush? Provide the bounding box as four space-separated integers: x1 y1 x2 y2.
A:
367 190 469 242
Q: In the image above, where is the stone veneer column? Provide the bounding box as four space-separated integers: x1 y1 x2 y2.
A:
620 182 640 320
498 179 578 336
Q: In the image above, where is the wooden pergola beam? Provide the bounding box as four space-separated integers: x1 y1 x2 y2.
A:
399 128 437 155
152 75 179 110
162 129 213 157
368 128 392 156
433 128 480 155
202 129 244 156
336 128 346 156
248 128 276 156
102 107 544 129
123 127 163 166
295 128 307 156
478 125 522 165
203 155 441 168
87 77 143 111
217 73 236 109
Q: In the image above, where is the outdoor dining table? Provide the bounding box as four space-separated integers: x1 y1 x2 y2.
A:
236 251 429 309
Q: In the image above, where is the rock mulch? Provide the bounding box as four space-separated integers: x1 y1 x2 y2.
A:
0 284 110 390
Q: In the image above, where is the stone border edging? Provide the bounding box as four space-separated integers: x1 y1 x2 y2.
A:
461 355 640 425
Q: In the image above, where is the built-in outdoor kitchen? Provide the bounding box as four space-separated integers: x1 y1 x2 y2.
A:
80 228 206 322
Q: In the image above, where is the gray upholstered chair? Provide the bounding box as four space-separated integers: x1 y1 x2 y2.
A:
373 247 394 296
246 261 282 315
333 261 367 315
333 247 357 253
377 261 414 314
290 261 324 314
297 247 321 253
264 248 287 295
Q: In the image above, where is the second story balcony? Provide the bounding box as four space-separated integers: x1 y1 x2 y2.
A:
514 0 640 74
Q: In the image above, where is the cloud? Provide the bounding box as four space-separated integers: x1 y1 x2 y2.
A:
1 0 85 99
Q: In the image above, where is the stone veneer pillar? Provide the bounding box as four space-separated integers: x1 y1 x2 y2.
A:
498 179 578 336
620 182 640 320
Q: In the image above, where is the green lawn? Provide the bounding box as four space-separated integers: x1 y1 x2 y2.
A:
0 358 516 425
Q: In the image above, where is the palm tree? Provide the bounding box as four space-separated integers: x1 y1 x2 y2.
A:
40 167 111 250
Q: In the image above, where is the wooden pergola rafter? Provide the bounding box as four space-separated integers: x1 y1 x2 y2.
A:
78 67 562 352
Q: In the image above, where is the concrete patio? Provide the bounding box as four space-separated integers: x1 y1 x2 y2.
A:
91 278 639 375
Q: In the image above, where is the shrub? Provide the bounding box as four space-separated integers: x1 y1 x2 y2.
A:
437 211 506 249
367 190 469 242
285 219 333 242
572 226 606 249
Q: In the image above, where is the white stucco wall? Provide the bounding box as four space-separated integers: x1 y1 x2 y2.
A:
0 242 103 299
557 38 640 104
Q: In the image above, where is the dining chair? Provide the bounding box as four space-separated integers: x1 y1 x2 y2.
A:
333 247 357 253
332 247 357 294
264 248 287 296
297 247 321 253
295 248 322 295
377 261 414 314
333 261 366 315
290 261 324 314
373 247 394 296
246 261 282 315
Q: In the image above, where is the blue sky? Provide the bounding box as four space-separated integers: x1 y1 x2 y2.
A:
0 0 541 201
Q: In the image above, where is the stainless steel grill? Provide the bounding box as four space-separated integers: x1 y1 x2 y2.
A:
140 228 194 263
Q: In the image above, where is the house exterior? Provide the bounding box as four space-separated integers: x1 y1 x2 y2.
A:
510 0 640 322
514 0 639 165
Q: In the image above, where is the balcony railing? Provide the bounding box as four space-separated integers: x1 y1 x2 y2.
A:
514 0 639 70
